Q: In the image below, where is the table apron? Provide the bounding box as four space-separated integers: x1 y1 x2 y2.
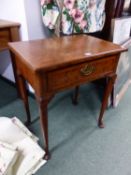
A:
46 56 118 92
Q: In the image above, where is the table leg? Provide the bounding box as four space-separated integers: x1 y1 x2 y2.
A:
36 96 51 160
98 74 117 128
72 86 80 105
17 74 31 125
10 52 22 98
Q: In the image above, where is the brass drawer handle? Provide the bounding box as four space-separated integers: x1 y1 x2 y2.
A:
80 64 95 76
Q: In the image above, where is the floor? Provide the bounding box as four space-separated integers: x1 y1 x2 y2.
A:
0 77 131 175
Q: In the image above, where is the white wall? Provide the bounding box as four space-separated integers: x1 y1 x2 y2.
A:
0 0 27 81
0 0 29 40
0 0 50 82
24 0 51 40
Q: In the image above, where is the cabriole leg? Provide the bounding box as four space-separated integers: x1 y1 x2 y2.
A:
98 74 117 128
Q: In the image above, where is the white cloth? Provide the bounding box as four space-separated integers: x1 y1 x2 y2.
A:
0 117 46 175
0 141 18 175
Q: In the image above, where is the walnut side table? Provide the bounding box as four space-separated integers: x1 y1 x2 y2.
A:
8 35 126 160
0 19 20 93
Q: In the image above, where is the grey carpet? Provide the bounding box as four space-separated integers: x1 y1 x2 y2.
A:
0 78 131 175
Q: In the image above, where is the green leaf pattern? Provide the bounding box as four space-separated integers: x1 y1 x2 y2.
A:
41 0 106 34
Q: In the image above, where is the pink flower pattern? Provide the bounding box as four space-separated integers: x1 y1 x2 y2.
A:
89 0 96 9
64 0 75 9
79 20 87 29
41 0 106 34
41 0 52 6
70 9 84 23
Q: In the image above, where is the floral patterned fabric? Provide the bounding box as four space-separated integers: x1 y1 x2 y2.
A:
41 0 106 35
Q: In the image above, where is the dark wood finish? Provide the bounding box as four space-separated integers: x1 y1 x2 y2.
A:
101 0 118 40
73 0 122 103
72 86 79 105
0 19 20 95
117 0 131 16
17 74 31 125
101 0 131 40
98 73 117 128
100 0 131 106
36 94 51 160
8 35 126 160
47 56 117 91
0 19 20 51
129 1 131 13
115 0 124 17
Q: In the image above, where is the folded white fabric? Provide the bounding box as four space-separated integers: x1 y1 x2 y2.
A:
13 137 46 175
0 117 38 143
0 141 18 175
0 117 46 175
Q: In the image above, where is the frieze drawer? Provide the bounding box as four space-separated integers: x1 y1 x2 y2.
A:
47 56 117 91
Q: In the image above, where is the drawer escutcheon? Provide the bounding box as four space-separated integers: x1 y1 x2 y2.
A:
80 64 95 76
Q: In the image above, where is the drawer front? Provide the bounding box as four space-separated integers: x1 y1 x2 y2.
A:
0 29 10 50
47 56 116 91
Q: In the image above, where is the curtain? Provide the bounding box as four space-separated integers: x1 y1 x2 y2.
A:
41 0 106 36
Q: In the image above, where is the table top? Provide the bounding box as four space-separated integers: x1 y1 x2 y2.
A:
0 19 20 29
8 35 126 72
